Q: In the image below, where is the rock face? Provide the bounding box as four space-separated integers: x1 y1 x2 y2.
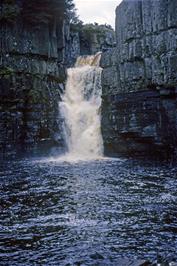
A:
64 28 81 67
101 0 177 158
66 24 115 66
0 0 66 157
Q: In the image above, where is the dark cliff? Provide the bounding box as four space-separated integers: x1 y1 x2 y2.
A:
0 0 66 157
101 0 177 158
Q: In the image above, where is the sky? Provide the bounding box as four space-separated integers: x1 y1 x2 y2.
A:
74 0 122 28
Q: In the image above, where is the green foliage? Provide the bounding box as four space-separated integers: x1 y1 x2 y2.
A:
71 22 114 41
83 23 113 34
22 0 65 24
0 67 15 78
0 0 65 24
0 0 78 25
2 0 16 4
65 0 80 24
72 22 113 32
0 3 20 22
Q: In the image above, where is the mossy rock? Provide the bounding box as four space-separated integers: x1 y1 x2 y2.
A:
0 3 20 22
27 89 42 104
0 66 15 78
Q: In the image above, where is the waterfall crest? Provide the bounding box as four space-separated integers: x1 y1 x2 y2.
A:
59 52 103 160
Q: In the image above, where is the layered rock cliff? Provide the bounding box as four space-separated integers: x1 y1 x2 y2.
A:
101 0 177 158
65 23 115 66
0 0 66 157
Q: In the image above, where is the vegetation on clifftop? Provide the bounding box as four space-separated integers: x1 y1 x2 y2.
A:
0 67 15 78
65 0 80 24
22 0 64 24
0 0 65 24
0 1 20 22
71 22 114 39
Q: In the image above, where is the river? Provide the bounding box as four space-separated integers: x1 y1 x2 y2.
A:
0 157 177 265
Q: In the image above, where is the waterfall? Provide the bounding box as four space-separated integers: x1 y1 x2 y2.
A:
59 53 103 160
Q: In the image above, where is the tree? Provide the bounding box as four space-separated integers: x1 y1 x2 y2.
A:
21 0 65 24
65 0 80 24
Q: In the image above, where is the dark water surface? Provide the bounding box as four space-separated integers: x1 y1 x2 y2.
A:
0 157 177 265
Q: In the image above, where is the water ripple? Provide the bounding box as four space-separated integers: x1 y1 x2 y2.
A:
0 158 177 265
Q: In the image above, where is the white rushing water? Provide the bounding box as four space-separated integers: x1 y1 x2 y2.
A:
59 53 103 161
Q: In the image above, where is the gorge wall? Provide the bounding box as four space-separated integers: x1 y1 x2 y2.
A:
0 0 115 158
101 0 177 158
0 0 66 157
65 24 115 67
1 0 177 159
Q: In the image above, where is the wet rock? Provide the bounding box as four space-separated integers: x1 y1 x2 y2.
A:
100 258 150 266
90 252 104 260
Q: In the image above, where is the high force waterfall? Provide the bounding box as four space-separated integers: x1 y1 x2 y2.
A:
59 53 103 160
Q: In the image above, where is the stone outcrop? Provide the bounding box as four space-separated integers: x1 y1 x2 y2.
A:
66 24 115 66
101 0 177 158
0 0 66 157
64 26 81 67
